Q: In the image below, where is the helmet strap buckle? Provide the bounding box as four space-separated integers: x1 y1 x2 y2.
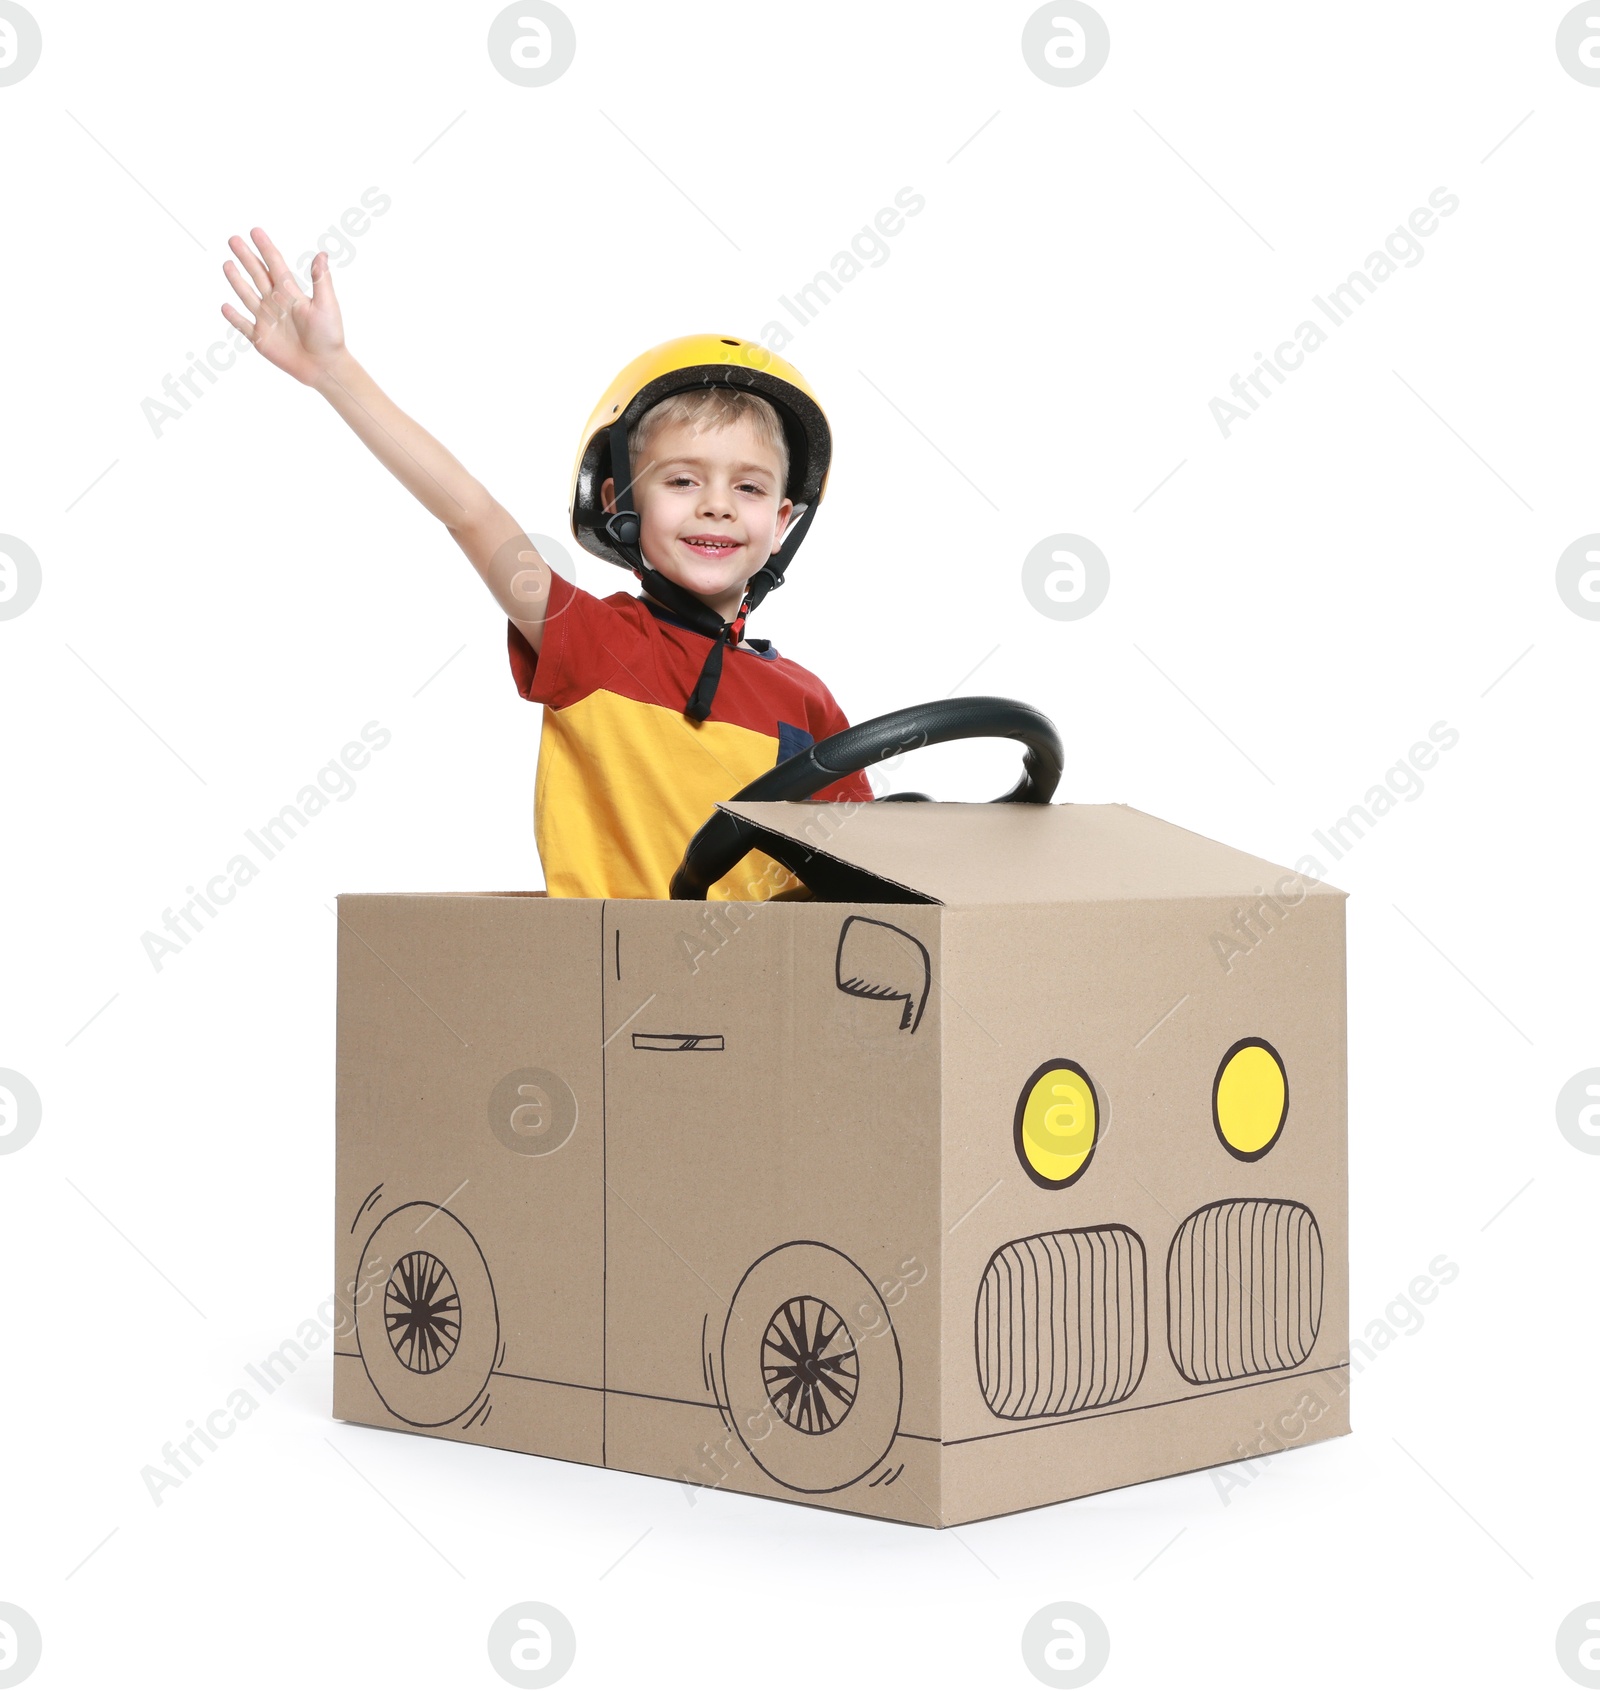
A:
602 417 646 560
603 509 641 550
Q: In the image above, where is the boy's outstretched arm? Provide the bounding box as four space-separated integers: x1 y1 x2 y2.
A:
221 226 556 650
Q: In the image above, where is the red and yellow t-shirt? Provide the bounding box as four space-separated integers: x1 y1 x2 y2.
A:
508 569 872 900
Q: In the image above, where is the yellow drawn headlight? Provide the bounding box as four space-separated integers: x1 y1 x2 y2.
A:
1014 1060 1100 1189
1212 1038 1288 1160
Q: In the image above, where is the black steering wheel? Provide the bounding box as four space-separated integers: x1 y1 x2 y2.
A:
669 695 1062 900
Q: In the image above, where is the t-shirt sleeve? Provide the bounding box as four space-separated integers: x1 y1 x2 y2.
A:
808 677 874 805
506 568 644 710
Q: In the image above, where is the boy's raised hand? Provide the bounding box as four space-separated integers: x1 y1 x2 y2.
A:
221 226 344 387
224 228 537 641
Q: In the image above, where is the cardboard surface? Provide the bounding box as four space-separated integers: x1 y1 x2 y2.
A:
938 894 1347 1466
333 802 1348 1526
334 895 605 1455
722 799 1347 905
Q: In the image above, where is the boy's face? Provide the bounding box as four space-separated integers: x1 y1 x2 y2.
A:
602 414 794 620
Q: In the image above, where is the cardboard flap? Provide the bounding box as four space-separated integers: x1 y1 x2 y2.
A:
720 800 1344 905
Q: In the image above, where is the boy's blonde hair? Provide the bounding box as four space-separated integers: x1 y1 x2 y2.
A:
631 388 790 490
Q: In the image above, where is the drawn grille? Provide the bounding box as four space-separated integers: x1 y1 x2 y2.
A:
1167 1199 1323 1383
975 1225 1147 1418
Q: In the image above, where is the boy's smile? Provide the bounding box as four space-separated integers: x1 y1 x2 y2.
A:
681 534 742 560
602 414 793 624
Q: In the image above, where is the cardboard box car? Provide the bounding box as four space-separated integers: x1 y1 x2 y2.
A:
332 800 1348 1528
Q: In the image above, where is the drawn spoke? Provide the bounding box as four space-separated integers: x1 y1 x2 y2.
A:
384 1251 463 1374
760 1295 858 1434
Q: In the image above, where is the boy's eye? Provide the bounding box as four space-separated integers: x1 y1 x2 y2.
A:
663 474 768 495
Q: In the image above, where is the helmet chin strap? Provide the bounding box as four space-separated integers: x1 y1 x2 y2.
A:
601 415 815 723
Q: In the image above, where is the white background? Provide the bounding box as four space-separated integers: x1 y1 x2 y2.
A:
2 2 1596 1686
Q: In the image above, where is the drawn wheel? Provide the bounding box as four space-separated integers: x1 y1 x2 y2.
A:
385 1252 461 1373
356 1204 499 1427
762 1296 859 1433
722 1242 902 1493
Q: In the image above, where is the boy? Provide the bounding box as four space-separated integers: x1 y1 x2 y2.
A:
221 228 870 900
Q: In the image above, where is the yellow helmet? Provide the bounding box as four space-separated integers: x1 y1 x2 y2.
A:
569 333 832 593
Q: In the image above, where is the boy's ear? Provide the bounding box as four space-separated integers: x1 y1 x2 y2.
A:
600 476 616 515
769 495 796 551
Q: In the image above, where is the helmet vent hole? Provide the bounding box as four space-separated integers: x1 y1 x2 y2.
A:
720 338 740 345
